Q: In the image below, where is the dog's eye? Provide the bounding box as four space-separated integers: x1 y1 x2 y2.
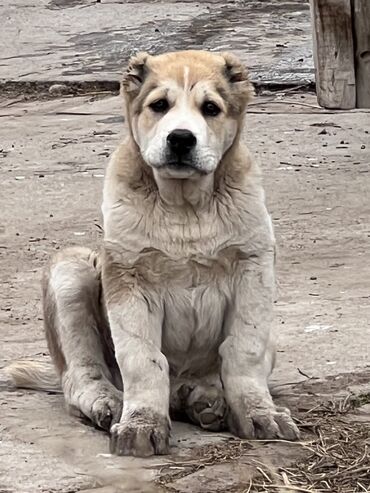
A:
149 99 169 113
201 101 221 117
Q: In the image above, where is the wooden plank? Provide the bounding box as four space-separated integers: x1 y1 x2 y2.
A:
352 0 370 108
310 0 356 109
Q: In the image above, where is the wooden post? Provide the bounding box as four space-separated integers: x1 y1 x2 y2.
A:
352 0 370 108
310 0 356 109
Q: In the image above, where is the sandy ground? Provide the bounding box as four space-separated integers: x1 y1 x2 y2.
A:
1 0 370 492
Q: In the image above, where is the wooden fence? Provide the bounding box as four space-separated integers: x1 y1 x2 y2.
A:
310 0 370 109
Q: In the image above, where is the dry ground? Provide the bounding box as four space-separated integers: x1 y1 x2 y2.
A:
1 91 370 492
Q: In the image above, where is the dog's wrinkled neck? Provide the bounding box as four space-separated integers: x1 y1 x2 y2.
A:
153 171 215 208
125 136 214 209
152 132 244 208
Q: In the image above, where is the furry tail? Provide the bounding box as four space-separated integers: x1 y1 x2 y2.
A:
5 360 62 393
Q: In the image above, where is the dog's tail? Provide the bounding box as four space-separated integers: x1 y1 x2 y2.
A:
5 360 62 393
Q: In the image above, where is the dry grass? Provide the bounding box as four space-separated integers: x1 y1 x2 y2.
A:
249 397 370 493
156 440 253 486
157 395 370 493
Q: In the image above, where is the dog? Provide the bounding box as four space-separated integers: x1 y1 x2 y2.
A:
7 50 300 457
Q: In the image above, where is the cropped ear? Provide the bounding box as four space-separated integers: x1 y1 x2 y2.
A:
221 52 254 108
122 52 150 94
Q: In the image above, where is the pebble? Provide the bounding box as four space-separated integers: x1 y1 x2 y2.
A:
48 84 70 96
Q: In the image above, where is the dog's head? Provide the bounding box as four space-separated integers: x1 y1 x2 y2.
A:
122 50 253 179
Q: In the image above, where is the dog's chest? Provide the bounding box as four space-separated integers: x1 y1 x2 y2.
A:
158 248 237 376
162 280 227 375
108 200 251 374
124 212 248 374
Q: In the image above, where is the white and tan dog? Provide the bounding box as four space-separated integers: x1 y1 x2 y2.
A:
7 50 299 456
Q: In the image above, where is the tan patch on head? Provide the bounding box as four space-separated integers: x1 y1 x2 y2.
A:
123 50 253 116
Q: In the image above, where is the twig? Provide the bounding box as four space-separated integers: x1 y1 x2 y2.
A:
257 466 273 483
252 483 316 492
358 482 369 492
297 368 314 379
249 100 320 109
245 439 312 445
270 380 307 390
243 479 253 493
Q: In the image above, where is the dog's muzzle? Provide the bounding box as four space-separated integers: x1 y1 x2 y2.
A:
165 129 198 170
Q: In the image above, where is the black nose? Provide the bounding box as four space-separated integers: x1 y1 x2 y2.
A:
167 129 197 155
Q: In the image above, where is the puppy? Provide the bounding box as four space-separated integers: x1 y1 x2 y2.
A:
7 50 299 457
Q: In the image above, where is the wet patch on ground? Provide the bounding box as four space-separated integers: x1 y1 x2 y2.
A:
64 0 313 83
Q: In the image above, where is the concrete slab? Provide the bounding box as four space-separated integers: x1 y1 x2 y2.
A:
1 0 313 86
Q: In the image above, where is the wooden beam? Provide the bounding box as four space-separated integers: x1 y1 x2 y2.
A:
310 0 356 109
352 0 370 108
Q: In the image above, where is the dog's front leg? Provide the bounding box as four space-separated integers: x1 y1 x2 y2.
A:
220 251 300 441
103 276 170 456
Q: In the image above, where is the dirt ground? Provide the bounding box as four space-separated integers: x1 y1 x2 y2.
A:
1 0 370 492
1 90 369 492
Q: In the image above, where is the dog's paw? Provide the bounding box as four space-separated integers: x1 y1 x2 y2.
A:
67 383 123 431
91 393 123 431
185 385 228 432
109 410 170 457
228 404 300 441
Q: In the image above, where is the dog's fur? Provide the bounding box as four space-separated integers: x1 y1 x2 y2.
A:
7 50 299 456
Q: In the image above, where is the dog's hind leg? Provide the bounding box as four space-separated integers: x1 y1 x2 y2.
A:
170 374 228 432
43 247 122 430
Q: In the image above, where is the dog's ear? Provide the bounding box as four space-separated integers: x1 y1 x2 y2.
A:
221 52 254 108
122 52 150 94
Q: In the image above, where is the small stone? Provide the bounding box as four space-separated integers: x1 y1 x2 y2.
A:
48 84 70 96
